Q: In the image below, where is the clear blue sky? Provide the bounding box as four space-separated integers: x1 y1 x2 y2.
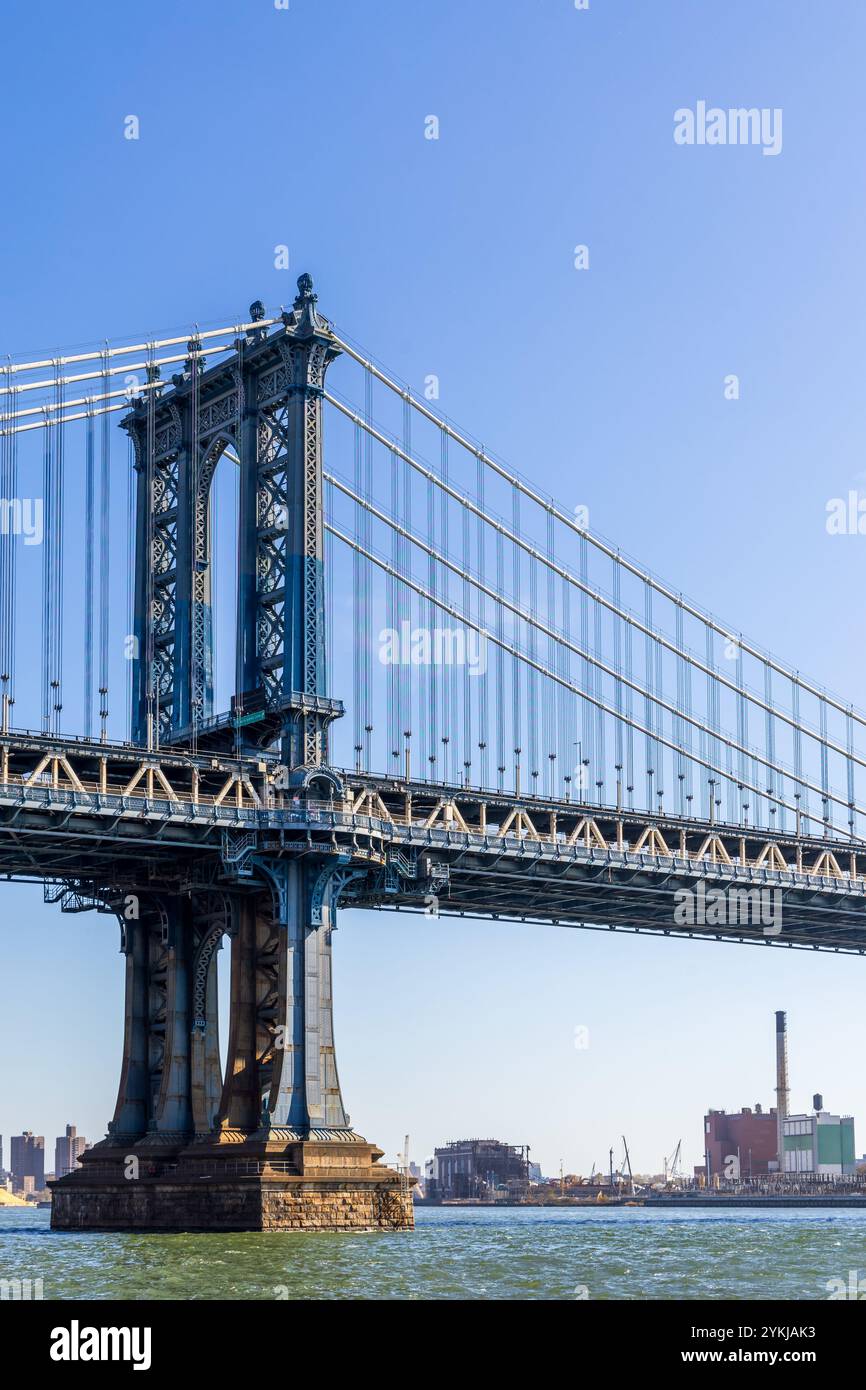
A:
2 0 866 1180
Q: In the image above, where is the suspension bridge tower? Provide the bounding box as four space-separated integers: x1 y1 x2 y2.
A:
51 276 412 1231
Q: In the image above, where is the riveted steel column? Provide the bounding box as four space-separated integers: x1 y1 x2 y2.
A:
236 356 261 704
217 896 264 1134
266 860 349 1131
272 276 339 769
129 434 150 746
149 899 194 1137
172 393 194 736
191 939 223 1136
107 914 150 1142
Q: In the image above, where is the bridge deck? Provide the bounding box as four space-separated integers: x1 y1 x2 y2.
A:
1 733 864 953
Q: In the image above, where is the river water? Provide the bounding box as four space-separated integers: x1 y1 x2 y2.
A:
2 1206 864 1300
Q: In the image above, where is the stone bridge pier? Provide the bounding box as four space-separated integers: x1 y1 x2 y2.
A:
50 858 413 1232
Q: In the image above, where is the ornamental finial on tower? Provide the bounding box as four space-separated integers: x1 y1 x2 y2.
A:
290 272 324 336
294 272 316 309
246 299 268 343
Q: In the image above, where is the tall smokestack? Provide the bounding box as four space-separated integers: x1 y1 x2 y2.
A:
775 1010 790 1172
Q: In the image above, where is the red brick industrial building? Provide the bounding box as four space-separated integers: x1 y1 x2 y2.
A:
700 1105 778 1178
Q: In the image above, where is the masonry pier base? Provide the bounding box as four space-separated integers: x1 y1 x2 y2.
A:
50 1135 413 1233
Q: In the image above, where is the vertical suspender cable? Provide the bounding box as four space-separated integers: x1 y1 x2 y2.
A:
326 480 334 703
764 663 775 832
595 579 605 805
126 428 135 742
98 349 110 743
353 422 363 769
145 352 157 750
495 527 505 790
623 576 634 809
190 336 201 754
401 396 411 775
476 455 488 790
611 557 624 809
448 453 459 786
363 369 373 770
544 510 555 797
358 366 372 772
233 338 245 756
847 708 856 840
83 408 95 738
388 446 398 772
792 674 805 834
364 414 373 771
42 364 64 733
726 741 736 825
511 486 521 794
462 489 472 785
439 433 450 782
192 343 201 751
41 409 51 731
426 422 437 780
682 611 693 814
0 367 17 734
706 626 719 822
581 537 593 801
819 693 830 833
52 364 65 733
675 602 685 816
736 639 748 824
0 371 6 729
643 582 653 813
416 423 428 779
559 556 571 799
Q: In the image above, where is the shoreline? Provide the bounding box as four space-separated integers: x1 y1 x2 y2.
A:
418 1195 866 1210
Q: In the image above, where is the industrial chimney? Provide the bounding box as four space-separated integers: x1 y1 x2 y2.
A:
775 1011 790 1172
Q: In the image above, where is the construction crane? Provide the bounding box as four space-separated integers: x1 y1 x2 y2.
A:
622 1136 635 1196
664 1139 682 1186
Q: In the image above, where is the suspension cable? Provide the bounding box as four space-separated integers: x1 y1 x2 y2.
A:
326 477 865 826
1 318 279 379
327 520 855 836
325 393 863 771
332 336 866 732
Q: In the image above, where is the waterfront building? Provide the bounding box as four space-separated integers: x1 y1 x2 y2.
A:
10 1132 45 1192
430 1139 530 1200
782 1111 855 1176
54 1125 87 1180
703 1106 778 1178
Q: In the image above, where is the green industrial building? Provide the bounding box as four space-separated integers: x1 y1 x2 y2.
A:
782 1111 856 1176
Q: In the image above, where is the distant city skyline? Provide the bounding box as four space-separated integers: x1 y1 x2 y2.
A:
2 1124 88 1189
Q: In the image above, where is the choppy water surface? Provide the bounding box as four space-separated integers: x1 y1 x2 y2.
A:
2 1206 865 1300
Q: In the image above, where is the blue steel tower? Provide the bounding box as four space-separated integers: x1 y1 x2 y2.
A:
50 278 411 1231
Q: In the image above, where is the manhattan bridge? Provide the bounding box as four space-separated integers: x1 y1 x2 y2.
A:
1 275 864 1229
